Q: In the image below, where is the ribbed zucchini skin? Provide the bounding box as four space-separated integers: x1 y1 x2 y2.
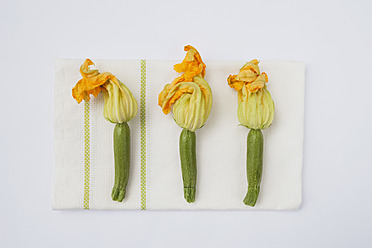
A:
243 129 263 206
179 128 197 203
111 122 130 202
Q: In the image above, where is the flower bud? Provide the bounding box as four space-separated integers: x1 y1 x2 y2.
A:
237 86 274 129
172 76 212 131
103 79 138 123
159 46 212 131
228 60 274 130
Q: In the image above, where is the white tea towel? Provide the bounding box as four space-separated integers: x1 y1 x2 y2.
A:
53 59 305 210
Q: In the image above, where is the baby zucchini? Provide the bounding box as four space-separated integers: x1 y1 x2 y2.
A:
111 122 131 202
243 129 263 206
179 128 197 203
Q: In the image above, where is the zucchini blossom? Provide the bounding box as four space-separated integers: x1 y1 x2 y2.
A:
228 60 274 129
72 59 138 123
158 45 212 131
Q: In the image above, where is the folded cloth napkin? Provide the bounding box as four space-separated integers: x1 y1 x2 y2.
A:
53 59 305 210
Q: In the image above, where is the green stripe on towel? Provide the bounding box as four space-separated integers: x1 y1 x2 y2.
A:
140 60 147 210
83 101 90 210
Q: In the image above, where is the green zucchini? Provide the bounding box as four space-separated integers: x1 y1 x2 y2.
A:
179 128 197 203
243 129 263 206
111 122 130 202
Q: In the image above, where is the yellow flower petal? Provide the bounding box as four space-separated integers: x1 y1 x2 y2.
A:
72 59 115 103
248 72 268 93
228 74 245 91
173 45 206 82
239 59 260 74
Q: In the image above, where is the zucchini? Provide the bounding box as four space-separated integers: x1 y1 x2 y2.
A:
179 128 197 203
111 122 130 202
243 129 263 206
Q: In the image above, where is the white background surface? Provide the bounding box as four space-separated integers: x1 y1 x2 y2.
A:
1 0 371 247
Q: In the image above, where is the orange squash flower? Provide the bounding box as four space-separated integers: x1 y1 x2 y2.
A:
227 59 268 93
158 45 212 132
72 59 117 103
